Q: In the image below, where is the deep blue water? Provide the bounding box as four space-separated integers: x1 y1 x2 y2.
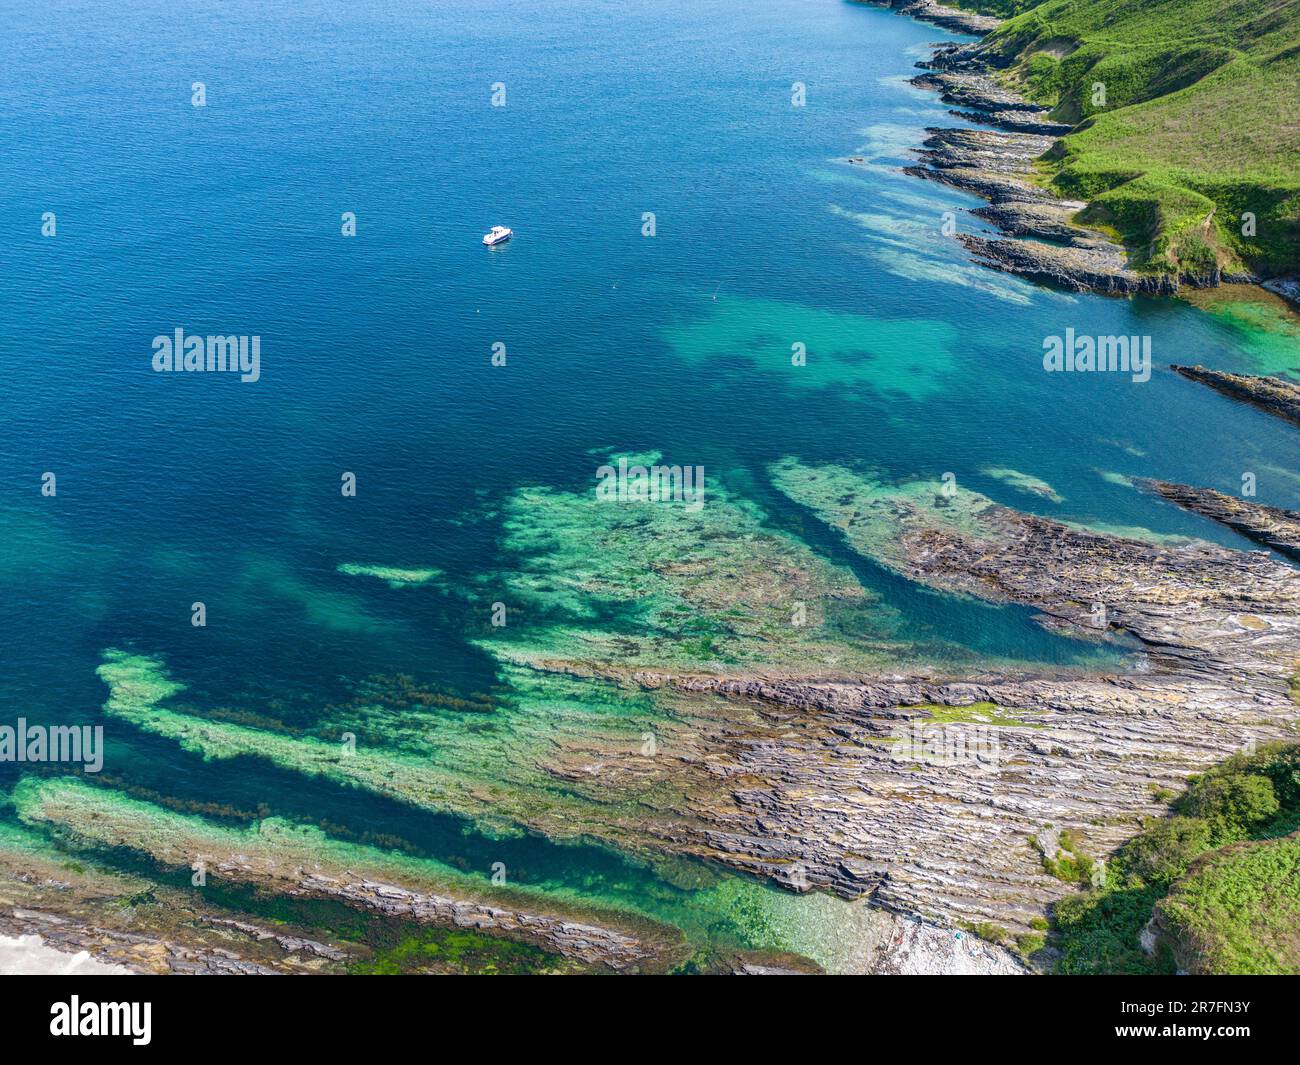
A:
2 0 1298 932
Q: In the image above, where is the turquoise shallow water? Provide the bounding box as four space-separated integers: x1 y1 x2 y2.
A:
1 0 1298 962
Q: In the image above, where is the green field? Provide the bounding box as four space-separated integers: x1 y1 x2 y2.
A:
959 0 1300 276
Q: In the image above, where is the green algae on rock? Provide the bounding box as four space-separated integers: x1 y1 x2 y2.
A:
1178 287 1300 378
13 776 688 972
768 458 1005 583
97 650 592 843
89 650 899 972
902 700 1044 728
0 809 350 974
477 468 913 677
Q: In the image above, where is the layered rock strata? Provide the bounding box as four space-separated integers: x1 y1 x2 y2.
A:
1138 478 1300 561
527 468 1300 941
1171 364 1300 429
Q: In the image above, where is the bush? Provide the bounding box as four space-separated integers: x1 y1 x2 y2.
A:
1120 816 1212 886
1180 772 1279 843
1157 833 1300 974
964 920 1010 945
1048 742 1300 973
1016 932 1047 957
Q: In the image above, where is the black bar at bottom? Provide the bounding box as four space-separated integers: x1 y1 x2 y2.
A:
0 973 1287 1051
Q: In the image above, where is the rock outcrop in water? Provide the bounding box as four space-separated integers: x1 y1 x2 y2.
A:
1171 364 1300 429
1137 478 1300 561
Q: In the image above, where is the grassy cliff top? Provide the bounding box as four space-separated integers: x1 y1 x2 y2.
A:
968 0 1300 276
1051 742 1300 973
1157 831 1300 974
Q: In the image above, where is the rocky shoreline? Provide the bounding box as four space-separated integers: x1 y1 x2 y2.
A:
522 465 1300 960
9 486 1300 975
868 1 1287 296
5 4 1299 979
854 0 1000 36
0 797 1025 974
24 460 1298 973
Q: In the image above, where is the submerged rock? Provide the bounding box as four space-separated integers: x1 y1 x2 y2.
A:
526 462 1300 938
12 778 687 973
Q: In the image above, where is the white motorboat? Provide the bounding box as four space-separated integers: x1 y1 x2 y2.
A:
482 225 513 246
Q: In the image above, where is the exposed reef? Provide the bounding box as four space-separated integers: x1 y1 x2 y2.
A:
1171 364 1300 429
12 778 687 973
910 70 1041 114
957 233 1182 296
1137 479 1300 562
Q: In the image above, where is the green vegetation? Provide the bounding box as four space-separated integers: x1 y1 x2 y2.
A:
962 919 1012 945
1050 742 1300 973
904 700 1044 727
961 917 1048 961
949 0 1043 15
349 927 566 975
1157 831 1300 973
1016 931 1047 956
1035 828 1098 885
974 0 1300 276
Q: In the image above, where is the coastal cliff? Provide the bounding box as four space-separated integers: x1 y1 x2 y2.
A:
865 0 1300 294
